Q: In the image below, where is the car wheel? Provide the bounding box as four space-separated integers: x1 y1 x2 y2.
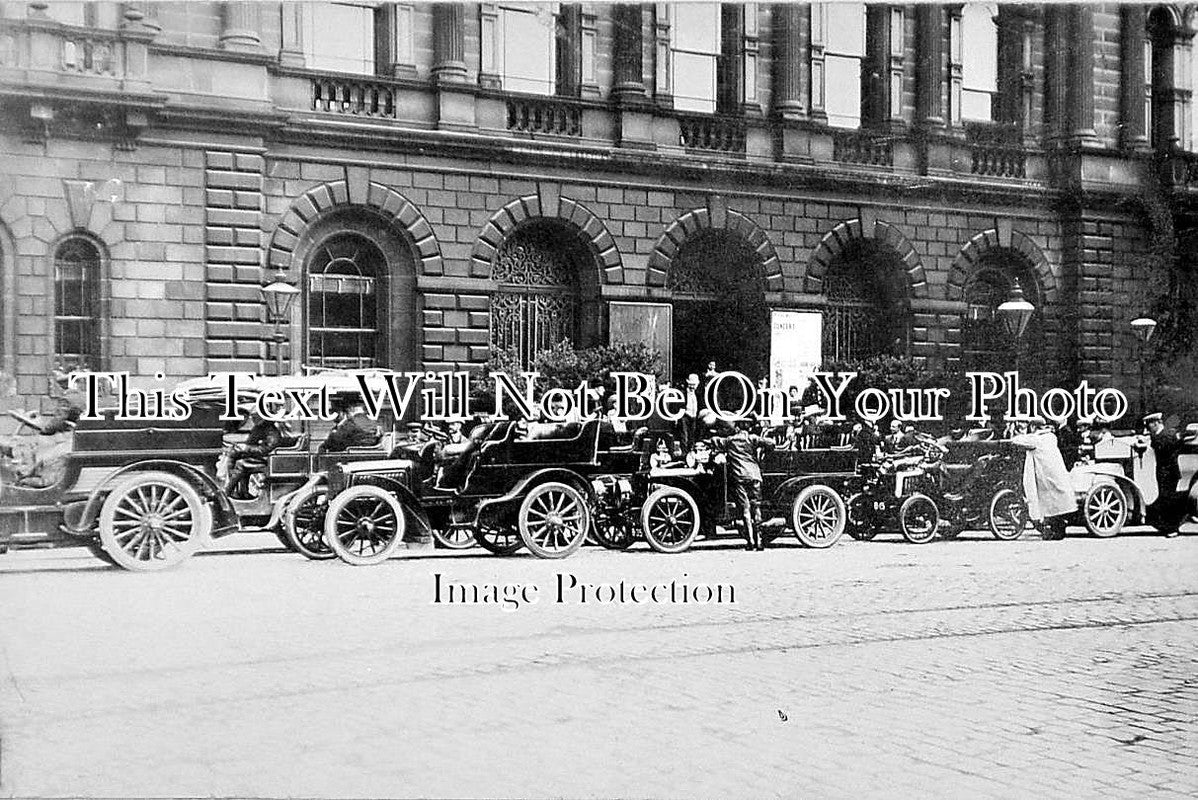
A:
593 514 637 550
517 481 590 559
1082 482 1128 538
844 492 878 541
640 486 701 554
284 485 335 560
988 488 1028 541
432 527 476 550
899 493 939 544
324 485 407 566
98 471 212 571
791 485 847 548
475 524 523 555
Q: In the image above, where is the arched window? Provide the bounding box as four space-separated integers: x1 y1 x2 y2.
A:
821 241 910 363
960 259 1044 376
54 236 102 371
306 233 384 369
959 3 999 122
490 222 594 370
1148 7 1188 150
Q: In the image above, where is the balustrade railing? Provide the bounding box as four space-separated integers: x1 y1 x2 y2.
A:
311 77 397 118
505 96 582 136
832 130 894 167
677 113 746 154
967 123 1026 179
60 30 119 75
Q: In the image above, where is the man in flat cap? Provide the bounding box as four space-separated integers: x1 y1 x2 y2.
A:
1143 412 1183 537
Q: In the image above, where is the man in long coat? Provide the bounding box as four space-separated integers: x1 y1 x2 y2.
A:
1143 412 1183 537
1011 417 1077 540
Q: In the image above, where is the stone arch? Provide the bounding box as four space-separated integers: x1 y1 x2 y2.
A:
267 180 442 279
804 218 927 299
946 227 1057 302
647 198 783 291
470 190 622 284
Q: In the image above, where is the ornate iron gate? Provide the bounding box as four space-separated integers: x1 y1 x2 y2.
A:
490 226 580 369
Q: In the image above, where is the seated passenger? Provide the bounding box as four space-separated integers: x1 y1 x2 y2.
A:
319 399 380 454
224 410 289 499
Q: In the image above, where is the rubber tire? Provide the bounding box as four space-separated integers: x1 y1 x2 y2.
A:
98 471 212 571
845 493 879 541
284 485 336 560
640 486 702 554
791 485 847 548
476 525 524 555
517 481 590 559
1082 482 1128 538
899 493 940 544
432 527 477 550
988 488 1028 541
323 485 407 566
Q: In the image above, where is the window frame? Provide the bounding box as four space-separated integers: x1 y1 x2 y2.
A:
301 1 379 76
670 2 722 115
52 234 104 373
497 3 559 96
305 232 387 371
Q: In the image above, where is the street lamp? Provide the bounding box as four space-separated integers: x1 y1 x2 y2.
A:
996 280 1036 375
260 279 300 376
1131 316 1157 415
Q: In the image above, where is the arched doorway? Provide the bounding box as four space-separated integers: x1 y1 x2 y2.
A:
490 220 599 370
821 239 911 363
669 230 769 380
297 210 418 372
960 253 1046 381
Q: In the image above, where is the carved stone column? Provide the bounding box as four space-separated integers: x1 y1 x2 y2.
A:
612 4 646 104
431 3 467 84
915 4 944 129
1066 4 1097 143
772 3 805 119
1120 5 1149 150
279 3 304 68
219 2 261 52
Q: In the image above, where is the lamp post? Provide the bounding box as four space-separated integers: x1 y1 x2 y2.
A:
996 279 1036 376
260 280 300 376
1131 316 1157 416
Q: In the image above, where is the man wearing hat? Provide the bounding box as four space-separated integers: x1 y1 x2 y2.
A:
1011 416 1076 540
224 408 288 498
1143 412 1183 537
709 415 775 551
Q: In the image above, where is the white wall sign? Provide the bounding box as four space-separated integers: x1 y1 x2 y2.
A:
770 309 823 395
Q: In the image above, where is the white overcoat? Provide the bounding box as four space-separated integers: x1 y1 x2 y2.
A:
1012 429 1078 521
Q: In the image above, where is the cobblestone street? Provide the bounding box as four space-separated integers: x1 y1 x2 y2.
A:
1 531 1196 799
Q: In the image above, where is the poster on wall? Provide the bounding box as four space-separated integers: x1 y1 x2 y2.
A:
608 301 673 383
769 308 823 395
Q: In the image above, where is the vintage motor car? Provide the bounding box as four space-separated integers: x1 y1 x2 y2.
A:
0 371 401 571
846 433 1028 544
320 417 650 565
1066 430 1158 538
586 427 856 554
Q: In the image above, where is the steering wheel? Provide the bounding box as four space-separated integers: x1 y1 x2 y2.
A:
7 409 49 434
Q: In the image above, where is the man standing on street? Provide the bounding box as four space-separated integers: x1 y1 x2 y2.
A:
676 373 702 452
710 417 775 551
1143 412 1183 538
1011 417 1077 540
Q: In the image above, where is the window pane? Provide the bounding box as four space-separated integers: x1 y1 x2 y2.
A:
962 89 993 122
672 51 716 113
825 55 861 128
825 3 865 57
961 3 998 92
673 3 720 55
305 3 374 75
308 233 384 368
503 7 555 94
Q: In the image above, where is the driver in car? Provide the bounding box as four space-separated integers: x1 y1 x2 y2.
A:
223 409 288 499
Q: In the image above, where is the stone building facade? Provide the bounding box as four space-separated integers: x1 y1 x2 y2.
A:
0 2 1191 411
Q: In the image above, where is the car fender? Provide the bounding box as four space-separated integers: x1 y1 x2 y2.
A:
476 468 594 519
343 473 431 536
774 473 854 506
1075 472 1146 520
74 460 237 534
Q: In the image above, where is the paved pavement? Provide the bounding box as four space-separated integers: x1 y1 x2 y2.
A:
0 529 1196 799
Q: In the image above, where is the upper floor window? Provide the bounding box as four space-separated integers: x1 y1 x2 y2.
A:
821 3 865 128
1148 7 1188 150
671 3 721 114
960 3 998 122
303 2 376 75
54 237 102 371
499 4 557 94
